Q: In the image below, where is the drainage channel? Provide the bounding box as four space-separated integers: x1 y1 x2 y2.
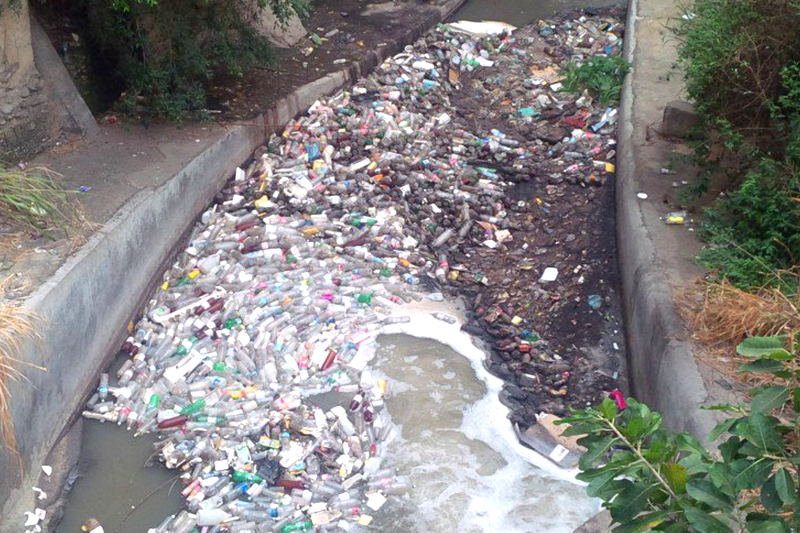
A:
53 5 626 533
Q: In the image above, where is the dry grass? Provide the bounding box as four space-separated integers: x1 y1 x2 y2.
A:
0 277 44 469
678 278 800 388
680 279 800 348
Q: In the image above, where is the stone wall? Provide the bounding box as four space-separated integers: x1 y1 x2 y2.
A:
0 1 54 161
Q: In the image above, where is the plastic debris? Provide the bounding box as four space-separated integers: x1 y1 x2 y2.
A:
540 267 559 282
76 9 627 532
664 210 687 225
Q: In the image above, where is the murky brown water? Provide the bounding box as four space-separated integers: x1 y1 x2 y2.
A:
451 0 624 27
372 334 596 533
55 422 183 532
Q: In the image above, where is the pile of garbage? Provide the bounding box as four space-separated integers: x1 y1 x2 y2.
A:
77 9 625 533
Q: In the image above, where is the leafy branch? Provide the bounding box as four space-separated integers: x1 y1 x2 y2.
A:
562 335 800 532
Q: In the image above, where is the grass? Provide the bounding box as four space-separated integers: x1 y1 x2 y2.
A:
681 278 800 348
0 164 79 237
0 285 43 465
561 56 630 106
677 276 800 390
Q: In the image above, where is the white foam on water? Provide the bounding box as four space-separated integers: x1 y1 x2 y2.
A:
380 300 582 483
374 300 601 532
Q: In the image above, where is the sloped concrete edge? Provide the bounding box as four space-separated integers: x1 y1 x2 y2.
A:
30 15 99 138
616 0 716 441
575 0 719 529
0 1 466 528
0 122 264 530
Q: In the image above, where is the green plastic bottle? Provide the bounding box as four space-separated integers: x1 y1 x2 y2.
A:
281 520 313 532
147 393 160 413
180 398 206 416
232 470 264 484
223 317 242 329
350 216 377 228
356 293 373 305
172 336 197 357
193 415 224 425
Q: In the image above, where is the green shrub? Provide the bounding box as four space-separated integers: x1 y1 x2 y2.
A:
561 56 630 106
82 0 309 122
698 158 800 291
673 0 800 140
673 0 800 289
563 335 800 532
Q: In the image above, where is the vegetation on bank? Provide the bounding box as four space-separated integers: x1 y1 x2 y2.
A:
672 0 800 291
566 2 800 530
88 0 309 122
2 0 309 122
0 165 79 236
565 333 800 532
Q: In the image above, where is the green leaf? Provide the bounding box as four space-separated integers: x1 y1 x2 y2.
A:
794 387 800 412
765 350 793 360
682 505 732 533
737 413 783 451
599 397 618 421
709 463 736 497
703 403 740 412
645 431 677 463
680 451 713 476
708 418 738 442
686 479 734 510
609 481 658 522
561 421 607 437
737 337 787 357
751 386 790 413
580 436 617 470
747 517 790 533
577 464 627 482
611 510 672 533
661 523 689 533
761 474 784 513
774 468 795 505
731 458 774 491
585 468 620 499
739 359 786 373
662 463 687 494
676 432 709 457
719 436 743 463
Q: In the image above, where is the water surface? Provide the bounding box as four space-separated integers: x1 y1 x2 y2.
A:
451 0 624 27
373 334 597 533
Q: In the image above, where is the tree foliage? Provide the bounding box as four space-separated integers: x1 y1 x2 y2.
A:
563 335 800 532
80 0 308 121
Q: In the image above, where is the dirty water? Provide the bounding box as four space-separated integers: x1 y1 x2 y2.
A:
451 0 625 27
56 332 598 533
372 334 597 533
55 421 184 532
